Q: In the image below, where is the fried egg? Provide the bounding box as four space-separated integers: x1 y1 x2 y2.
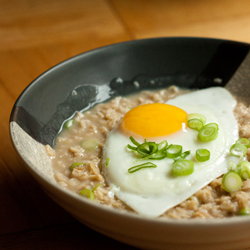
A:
102 87 238 217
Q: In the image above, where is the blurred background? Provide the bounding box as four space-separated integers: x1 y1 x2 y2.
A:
1 0 250 249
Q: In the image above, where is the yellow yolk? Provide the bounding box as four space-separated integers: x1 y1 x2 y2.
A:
119 103 187 139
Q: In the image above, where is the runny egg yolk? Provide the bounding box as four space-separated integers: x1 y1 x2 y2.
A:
119 103 187 140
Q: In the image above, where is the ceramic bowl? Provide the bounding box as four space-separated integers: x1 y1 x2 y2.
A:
10 37 250 250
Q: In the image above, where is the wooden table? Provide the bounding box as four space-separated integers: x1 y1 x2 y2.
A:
2 1 250 249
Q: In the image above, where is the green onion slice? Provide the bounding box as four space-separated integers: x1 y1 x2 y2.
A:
166 144 182 158
198 123 219 142
127 144 137 151
128 162 157 173
196 149 210 162
238 207 250 215
237 161 250 180
79 189 95 200
105 158 110 167
146 151 167 160
64 119 75 129
236 138 250 149
172 159 194 176
181 150 191 159
137 142 158 156
80 139 99 150
92 183 102 192
173 150 191 162
157 140 168 152
230 143 247 157
79 183 102 200
187 113 206 125
187 118 203 131
129 136 140 146
222 171 242 193
70 162 85 170
229 160 236 171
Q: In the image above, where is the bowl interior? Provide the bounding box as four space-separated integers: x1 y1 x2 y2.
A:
10 37 250 146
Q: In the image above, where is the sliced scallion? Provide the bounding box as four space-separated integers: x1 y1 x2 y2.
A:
229 160 236 171
198 123 219 142
181 150 191 159
237 161 250 180
64 119 75 129
157 140 168 152
222 171 242 193
129 136 140 146
79 183 102 200
238 207 250 215
230 143 247 157
128 162 157 173
145 151 167 160
173 150 191 162
105 158 110 167
172 159 194 176
187 113 206 125
137 142 158 156
127 144 137 151
196 149 210 162
166 144 182 158
70 162 85 170
79 189 95 200
92 183 102 192
236 138 250 149
80 139 99 150
187 118 203 131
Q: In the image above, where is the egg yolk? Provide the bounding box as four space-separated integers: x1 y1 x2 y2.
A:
119 103 187 139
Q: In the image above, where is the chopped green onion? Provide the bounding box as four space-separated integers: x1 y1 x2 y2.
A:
127 138 170 160
137 142 158 156
157 140 168 152
129 136 140 146
187 113 206 125
79 189 95 200
172 159 194 176
128 162 157 173
127 144 137 151
80 139 99 150
181 150 191 159
222 171 242 193
187 118 203 131
196 149 210 162
237 161 250 180
173 150 191 162
64 119 75 129
238 207 250 215
70 162 85 170
198 123 219 142
145 151 167 160
236 138 250 149
92 183 102 192
79 183 102 200
166 144 182 158
229 160 236 171
105 158 110 167
230 143 247 157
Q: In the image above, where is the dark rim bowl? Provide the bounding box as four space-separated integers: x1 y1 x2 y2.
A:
9 37 250 250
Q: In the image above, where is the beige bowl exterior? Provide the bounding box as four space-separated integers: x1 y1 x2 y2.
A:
10 121 250 250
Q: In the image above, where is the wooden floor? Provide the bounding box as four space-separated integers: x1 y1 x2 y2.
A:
2 0 250 249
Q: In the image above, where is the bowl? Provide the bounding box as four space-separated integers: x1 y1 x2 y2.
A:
10 37 250 250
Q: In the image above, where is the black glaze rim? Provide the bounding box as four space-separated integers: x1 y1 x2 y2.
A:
10 37 250 146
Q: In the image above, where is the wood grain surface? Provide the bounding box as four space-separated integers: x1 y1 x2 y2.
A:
1 0 250 249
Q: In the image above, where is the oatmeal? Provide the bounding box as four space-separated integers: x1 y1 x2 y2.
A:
47 86 250 219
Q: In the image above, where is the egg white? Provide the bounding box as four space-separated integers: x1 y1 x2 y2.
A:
102 87 238 217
